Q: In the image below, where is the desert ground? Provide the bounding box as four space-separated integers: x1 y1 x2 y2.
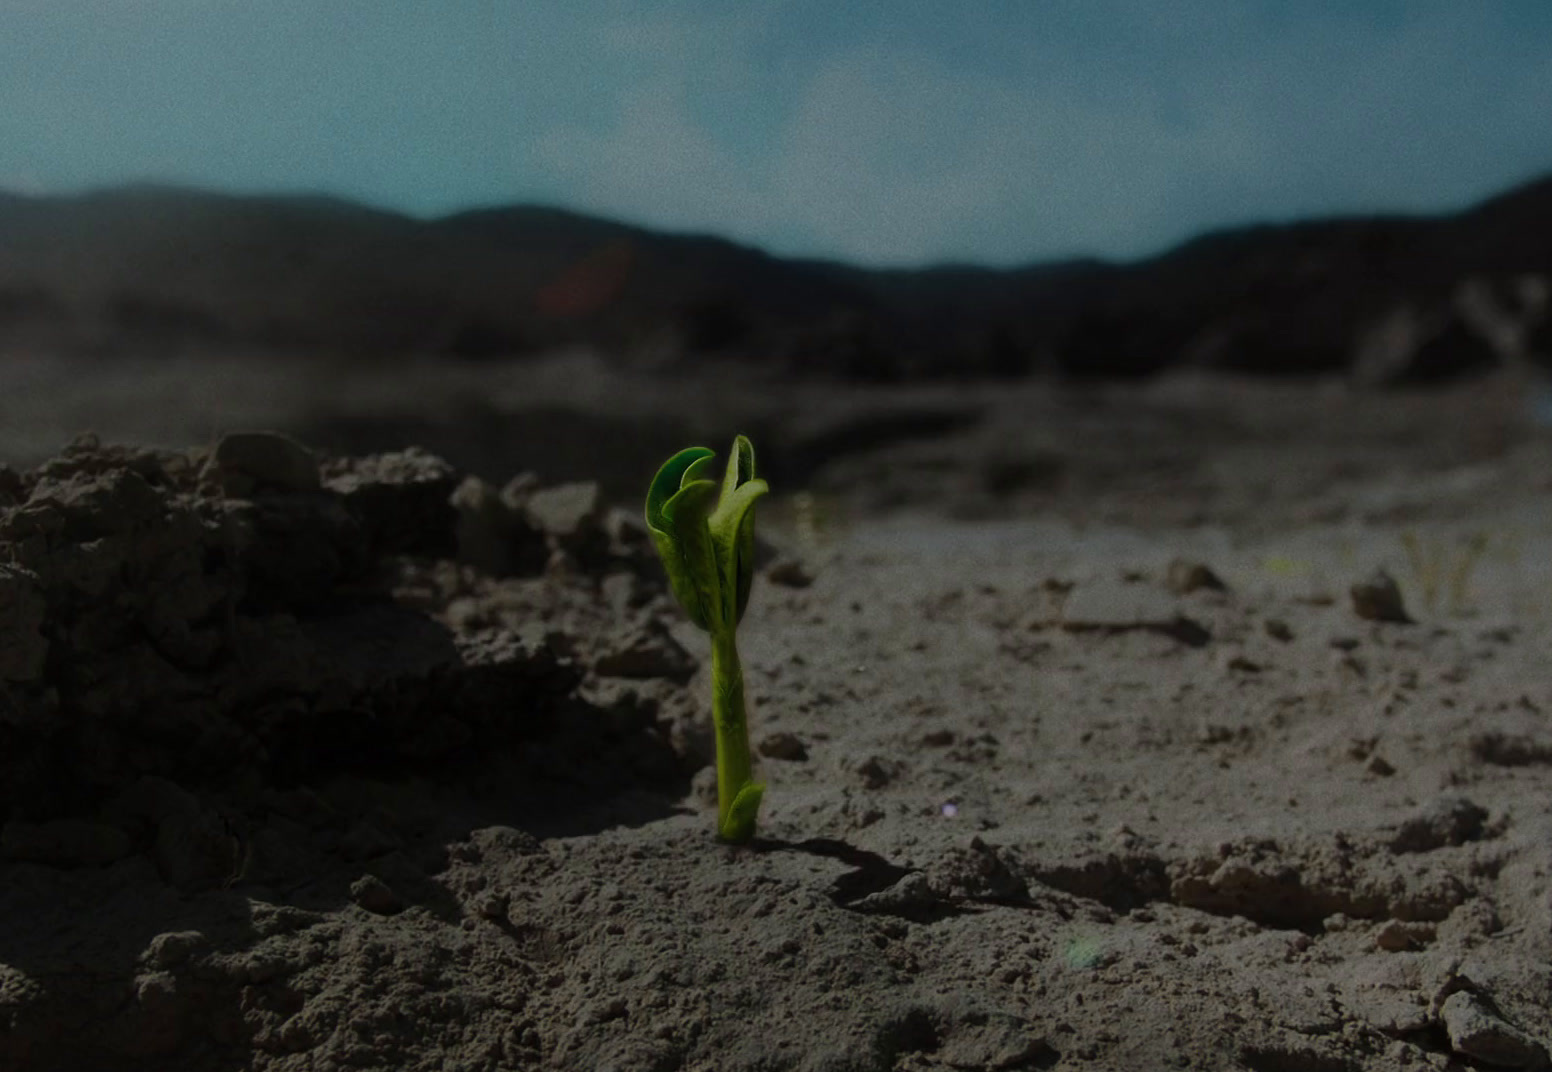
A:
1 349 1550 1071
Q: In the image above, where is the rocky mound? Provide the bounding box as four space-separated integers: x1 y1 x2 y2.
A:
4 176 1552 381
0 433 702 878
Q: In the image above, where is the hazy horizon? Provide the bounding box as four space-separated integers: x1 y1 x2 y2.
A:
3 1 1551 269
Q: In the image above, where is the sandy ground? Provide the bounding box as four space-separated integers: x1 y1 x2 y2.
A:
1 350 1550 1071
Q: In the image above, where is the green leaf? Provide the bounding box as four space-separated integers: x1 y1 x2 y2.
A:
719 781 765 844
709 477 768 625
663 476 721 631
720 433 756 504
646 446 714 535
646 446 718 629
709 435 767 625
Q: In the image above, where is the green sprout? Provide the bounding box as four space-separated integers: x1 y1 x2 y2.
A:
646 435 769 843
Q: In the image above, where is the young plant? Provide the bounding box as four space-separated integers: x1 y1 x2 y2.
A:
645 435 769 843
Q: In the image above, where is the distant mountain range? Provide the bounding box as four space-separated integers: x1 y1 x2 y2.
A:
1 175 1550 381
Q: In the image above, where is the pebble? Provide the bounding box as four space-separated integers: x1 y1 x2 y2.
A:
593 626 696 683
1350 569 1412 624
1166 558 1227 594
349 874 404 916
1439 991 1548 1068
209 431 320 496
525 482 602 541
767 558 814 588
757 731 809 762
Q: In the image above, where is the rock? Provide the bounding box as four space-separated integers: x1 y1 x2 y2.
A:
321 447 460 557
499 471 540 511
853 755 901 790
450 476 546 577
1264 618 1293 642
155 801 241 892
0 463 24 507
349 873 404 916
1351 569 1412 624
593 626 697 683
1366 754 1396 777
767 558 814 588
0 563 48 682
208 431 320 496
602 507 653 563
525 482 602 542
451 476 509 575
1353 303 1501 386
1470 732 1552 767
141 930 209 970
927 838 1029 902
222 491 367 612
1439 991 1548 1068
1372 919 1434 952
108 777 240 890
1391 795 1489 853
1166 558 1227 594
848 872 942 919
757 731 808 762
458 825 542 865
0 817 133 867
1353 570 1415 629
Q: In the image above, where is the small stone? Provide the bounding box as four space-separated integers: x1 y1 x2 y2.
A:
1351 569 1412 624
853 755 899 790
208 431 320 496
767 558 814 588
1372 919 1434 952
1264 619 1293 642
1366 754 1397 777
349 874 403 916
1439 990 1548 1068
594 626 696 683
757 731 808 762
525 482 602 541
499 471 540 511
1166 558 1227 594
142 930 209 970
472 890 510 921
584 997 629 1025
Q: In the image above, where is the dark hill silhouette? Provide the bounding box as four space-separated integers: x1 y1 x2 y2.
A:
1 176 1550 381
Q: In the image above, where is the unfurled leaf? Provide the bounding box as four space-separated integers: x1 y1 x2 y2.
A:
646 446 715 629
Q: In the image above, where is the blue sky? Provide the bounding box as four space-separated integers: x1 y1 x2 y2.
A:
2 1 1551 267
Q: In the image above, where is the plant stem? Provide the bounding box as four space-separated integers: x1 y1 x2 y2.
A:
710 627 753 838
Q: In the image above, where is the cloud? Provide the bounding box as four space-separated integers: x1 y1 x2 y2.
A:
5 1 1551 266
529 2 1552 266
